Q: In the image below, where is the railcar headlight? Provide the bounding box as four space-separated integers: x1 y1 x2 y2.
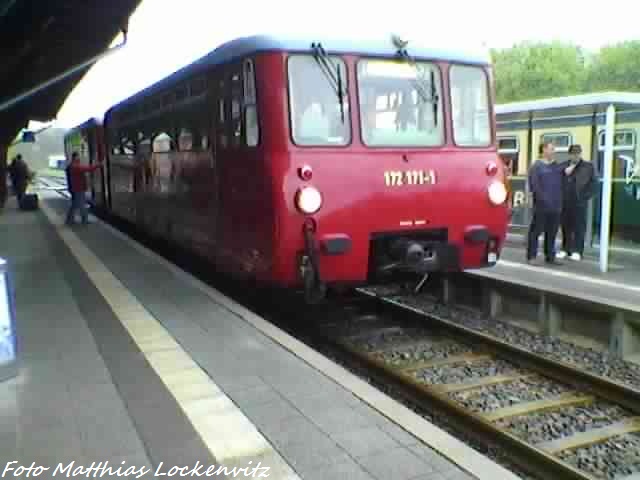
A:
296 186 322 214
488 181 507 205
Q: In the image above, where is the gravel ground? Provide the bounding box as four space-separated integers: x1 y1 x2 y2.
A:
449 376 570 413
316 341 541 480
413 358 519 386
494 402 631 445
323 316 398 338
557 432 640 479
365 288 640 392
346 327 436 352
372 340 471 368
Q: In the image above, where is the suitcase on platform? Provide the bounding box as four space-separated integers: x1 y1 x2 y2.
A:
19 193 39 211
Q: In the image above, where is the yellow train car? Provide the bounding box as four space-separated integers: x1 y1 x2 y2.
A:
496 92 640 250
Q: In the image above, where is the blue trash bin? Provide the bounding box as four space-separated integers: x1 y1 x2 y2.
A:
0 257 18 382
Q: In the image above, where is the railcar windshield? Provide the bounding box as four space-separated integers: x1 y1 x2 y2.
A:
450 65 491 147
288 54 351 146
357 59 443 147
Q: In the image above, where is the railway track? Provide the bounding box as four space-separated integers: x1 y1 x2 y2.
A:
307 289 640 480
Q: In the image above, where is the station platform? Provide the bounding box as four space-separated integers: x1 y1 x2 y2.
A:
0 192 521 480
466 237 640 313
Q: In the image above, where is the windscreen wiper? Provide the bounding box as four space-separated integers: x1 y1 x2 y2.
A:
311 42 346 123
396 47 440 126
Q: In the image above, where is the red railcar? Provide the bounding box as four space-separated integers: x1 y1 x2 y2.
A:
99 34 509 301
63 118 108 208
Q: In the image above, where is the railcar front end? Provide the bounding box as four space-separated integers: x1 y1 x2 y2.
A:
270 43 509 301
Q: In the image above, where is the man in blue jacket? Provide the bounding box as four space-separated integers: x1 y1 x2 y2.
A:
526 141 564 265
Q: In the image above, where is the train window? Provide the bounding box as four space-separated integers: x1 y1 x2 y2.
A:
246 106 259 147
218 99 225 123
450 65 491 147
498 136 520 175
138 139 152 156
244 59 259 147
288 54 350 146
540 132 572 152
598 129 636 151
122 139 135 155
178 129 194 151
153 133 173 153
357 59 443 147
498 136 519 153
244 60 256 105
230 70 243 147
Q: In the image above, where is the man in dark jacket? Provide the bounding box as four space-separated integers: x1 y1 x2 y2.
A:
556 144 597 261
65 152 102 225
8 155 30 201
526 141 564 265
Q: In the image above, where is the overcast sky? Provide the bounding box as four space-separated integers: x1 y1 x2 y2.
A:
53 0 638 128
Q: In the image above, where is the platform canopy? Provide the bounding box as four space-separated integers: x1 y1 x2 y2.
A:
0 0 142 145
496 92 640 121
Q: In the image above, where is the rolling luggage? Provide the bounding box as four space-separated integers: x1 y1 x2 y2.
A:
19 193 39 211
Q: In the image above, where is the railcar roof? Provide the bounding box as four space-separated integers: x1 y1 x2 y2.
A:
106 34 491 117
65 117 102 135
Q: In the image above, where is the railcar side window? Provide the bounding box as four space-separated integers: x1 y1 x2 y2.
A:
244 59 259 147
540 132 572 152
178 128 194 151
153 133 173 153
498 135 520 175
598 129 636 151
357 59 443 147
288 54 350 146
231 71 243 147
450 65 491 147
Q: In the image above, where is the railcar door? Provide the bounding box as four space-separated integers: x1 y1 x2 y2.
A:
215 60 268 276
89 126 107 208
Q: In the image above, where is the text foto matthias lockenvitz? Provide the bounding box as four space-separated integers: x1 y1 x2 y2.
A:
2 461 271 478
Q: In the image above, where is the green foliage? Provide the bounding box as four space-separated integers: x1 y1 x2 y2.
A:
491 41 640 104
586 41 640 93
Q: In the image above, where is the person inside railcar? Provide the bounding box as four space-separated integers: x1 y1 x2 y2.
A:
526 141 564 265
556 144 597 261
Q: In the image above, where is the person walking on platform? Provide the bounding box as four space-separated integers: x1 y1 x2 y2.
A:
556 144 597 261
526 141 564 265
65 152 102 225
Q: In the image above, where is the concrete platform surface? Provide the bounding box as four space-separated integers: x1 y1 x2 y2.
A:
0 192 522 480
466 244 640 313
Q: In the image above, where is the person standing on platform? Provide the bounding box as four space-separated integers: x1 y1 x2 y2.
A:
526 141 564 265
65 152 103 225
556 144 597 261
8 155 31 202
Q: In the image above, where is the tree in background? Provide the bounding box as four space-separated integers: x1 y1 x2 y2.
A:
491 41 587 103
586 41 640 93
491 41 640 104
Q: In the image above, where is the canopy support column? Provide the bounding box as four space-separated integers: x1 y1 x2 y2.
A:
599 104 616 273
